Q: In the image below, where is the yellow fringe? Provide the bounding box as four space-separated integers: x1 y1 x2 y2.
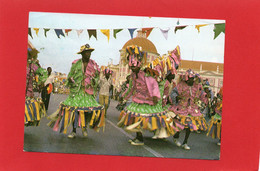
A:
63 107 70 134
80 110 86 127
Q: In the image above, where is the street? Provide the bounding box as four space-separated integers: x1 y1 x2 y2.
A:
24 94 220 160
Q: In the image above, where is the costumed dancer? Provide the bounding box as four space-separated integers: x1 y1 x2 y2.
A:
169 69 208 150
25 48 47 126
147 46 184 139
48 44 105 138
117 45 175 145
98 68 113 117
207 87 223 145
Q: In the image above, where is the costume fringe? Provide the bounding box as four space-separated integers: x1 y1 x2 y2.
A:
24 98 46 126
207 116 222 139
177 114 208 131
47 104 105 134
117 109 182 136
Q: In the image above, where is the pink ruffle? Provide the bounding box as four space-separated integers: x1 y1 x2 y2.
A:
83 59 99 95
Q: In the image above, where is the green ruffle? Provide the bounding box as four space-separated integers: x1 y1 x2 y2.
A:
35 68 48 85
62 89 101 108
125 80 166 114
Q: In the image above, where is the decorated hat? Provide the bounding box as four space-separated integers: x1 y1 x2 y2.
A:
77 44 94 54
168 45 181 70
146 46 182 81
125 45 147 67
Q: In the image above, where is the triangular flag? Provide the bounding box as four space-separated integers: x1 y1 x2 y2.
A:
160 28 170 40
128 28 137 39
76 29 83 37
174 26 187 33
213 23 225 39
44 28 50 37
33 28 39 36
87 29 97 40
65 29 72 36
113 29 123 39
195 24 208 33
54 29 65 38
28 28 33 39
101 29 110 42
142 28 153 38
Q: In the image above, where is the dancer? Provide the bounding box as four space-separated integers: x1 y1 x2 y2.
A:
25 48 46 126
147 47 183 139
207 87 223 145
48 44 105 138
169 69 208 150
117 45 180 145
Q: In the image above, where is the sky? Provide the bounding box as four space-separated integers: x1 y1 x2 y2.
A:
28 12 225 74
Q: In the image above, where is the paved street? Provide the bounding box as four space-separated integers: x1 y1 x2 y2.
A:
24 94 220 160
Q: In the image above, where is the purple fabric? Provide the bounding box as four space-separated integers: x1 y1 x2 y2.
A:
84 59 100 95
169 81 207 116
124 71 161 105
145 76 160 99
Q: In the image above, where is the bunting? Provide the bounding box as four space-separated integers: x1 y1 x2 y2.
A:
88 29 97 40
174 26 187 33
195 24 208 33
128 28 137 39
33 28 39 36
160 28 170 40
213 23 225 39
113 29 123 39
142 28 153 38
54 29 65 38
28 28 33 39
76 29 83 37
101 29 110 42
65 29 72 36
44 29 50 37
27 23 225 41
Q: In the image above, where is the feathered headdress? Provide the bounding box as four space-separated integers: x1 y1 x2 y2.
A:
146 46 182 81
125 45 147 67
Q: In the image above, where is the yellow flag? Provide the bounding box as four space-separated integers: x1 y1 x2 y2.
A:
101 29 110 42
33 28 39 36
195 24 208 33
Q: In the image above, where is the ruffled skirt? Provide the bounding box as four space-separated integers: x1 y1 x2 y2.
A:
117 102 183 138
47 89 105 134
24 98 46 126
176 114 208 131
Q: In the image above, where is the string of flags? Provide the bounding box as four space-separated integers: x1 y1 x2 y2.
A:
28 23 225 41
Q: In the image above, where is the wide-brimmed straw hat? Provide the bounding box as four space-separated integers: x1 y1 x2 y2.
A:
77 44 94 54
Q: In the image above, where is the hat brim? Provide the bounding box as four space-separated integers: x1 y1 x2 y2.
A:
77 48 95 54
